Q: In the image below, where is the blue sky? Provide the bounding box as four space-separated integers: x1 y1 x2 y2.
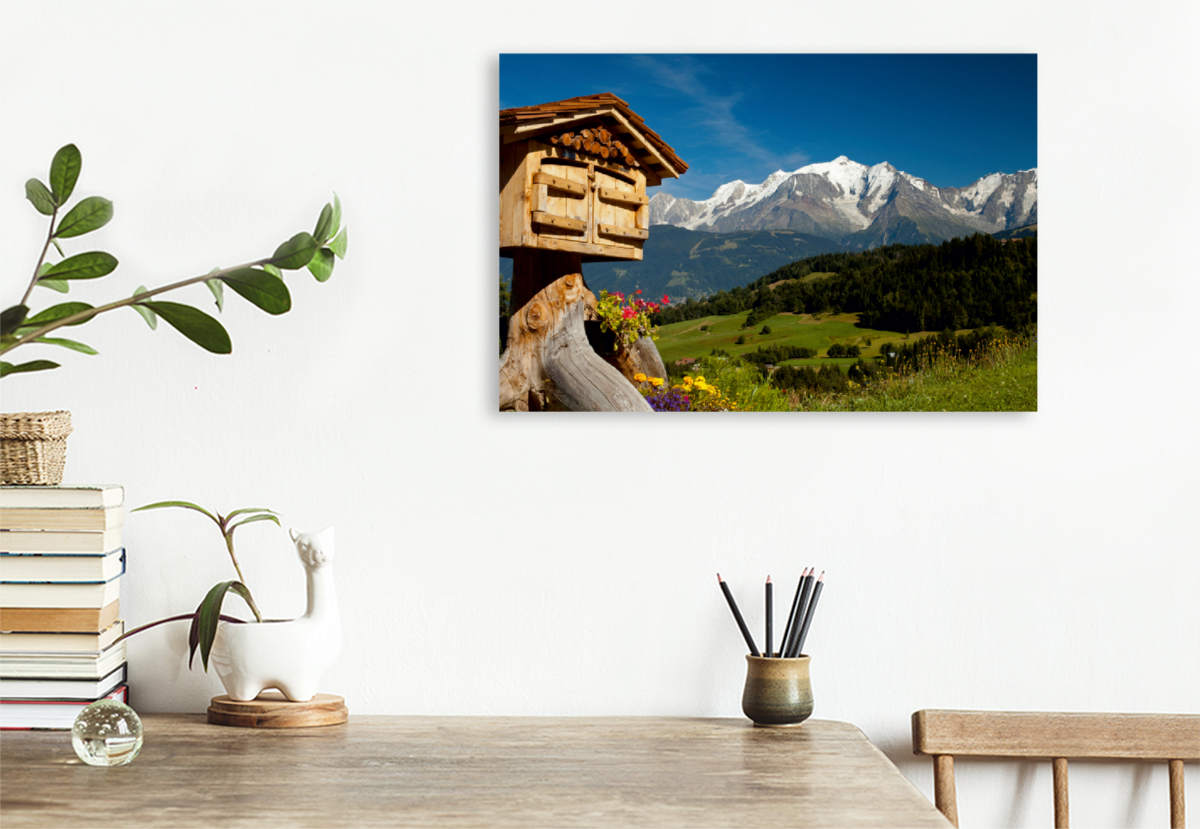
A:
500 54 1037 201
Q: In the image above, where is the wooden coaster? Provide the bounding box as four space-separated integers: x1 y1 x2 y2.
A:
207 691 348 728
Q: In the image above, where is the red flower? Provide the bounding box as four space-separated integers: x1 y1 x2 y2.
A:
635 290 641 294
621 307 635 319
662 294 670 304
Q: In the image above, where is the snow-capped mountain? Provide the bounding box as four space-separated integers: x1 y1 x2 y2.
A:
649 156 1037 248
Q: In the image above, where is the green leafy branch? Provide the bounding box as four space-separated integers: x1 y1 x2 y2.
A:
1 144 348 378
119 502 282 671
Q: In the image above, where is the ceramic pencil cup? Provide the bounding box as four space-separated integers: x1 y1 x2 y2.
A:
741 654 813 727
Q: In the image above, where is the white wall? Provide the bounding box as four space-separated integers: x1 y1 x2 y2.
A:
2 3 1196 827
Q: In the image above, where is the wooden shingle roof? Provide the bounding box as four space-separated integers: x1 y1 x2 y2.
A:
500 93 688 180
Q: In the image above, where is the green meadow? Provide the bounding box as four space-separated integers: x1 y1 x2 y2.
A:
655 309 934 367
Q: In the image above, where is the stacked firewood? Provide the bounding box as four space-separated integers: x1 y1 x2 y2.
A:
549 127 639 167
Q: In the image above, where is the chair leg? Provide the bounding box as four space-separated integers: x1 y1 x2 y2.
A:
1169 759 1185 829
933 754 959 827
1053 757 1069 829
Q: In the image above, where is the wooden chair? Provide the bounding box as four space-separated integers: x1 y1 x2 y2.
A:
912 710 1199 828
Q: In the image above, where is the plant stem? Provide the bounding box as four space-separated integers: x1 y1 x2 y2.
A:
20 208 59 307
221 530 263 623
112 612 247 646
1 255 274 356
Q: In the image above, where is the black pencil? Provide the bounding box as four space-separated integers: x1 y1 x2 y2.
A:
783 568 814 658
765 576 773 658
779 567 809 655
717 573 759 656
793 571 824 657
787 568 816 657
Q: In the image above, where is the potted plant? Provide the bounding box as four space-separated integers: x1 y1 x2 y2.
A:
117 501 341 703
0 143 347 483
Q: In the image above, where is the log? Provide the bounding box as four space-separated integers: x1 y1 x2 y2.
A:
500 273 652 412
603 332 670 387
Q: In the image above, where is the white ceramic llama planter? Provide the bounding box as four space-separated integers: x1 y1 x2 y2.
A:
210 527 341 702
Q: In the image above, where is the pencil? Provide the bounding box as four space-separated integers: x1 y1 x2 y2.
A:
785 568 815 657
780 567 809 656
717 573 760 656
793 571 824 657
765 576 773 658
783 568 814 658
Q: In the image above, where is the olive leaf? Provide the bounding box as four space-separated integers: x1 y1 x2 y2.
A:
313 203 334 245
329 226 348 259
270 232 318 270
40 251 118 281
130 286 157 329
307 248 335 282
1 359 59 377
138 301 231 353
220 267 291 315
22 302 95 329
25 179 56 215
33 336 97 355
55 196 113 238
49 144 82 205
1 306 29 338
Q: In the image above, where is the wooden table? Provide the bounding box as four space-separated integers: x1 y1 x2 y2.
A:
0 716 951 828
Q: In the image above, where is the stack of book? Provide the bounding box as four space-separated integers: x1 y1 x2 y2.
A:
0 484 129 730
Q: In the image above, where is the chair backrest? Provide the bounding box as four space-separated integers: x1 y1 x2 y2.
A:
911 710 1199 828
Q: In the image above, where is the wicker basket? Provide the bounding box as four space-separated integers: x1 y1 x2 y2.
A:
0 410 73 485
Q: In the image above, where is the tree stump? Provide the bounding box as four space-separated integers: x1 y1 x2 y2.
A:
608 334 669 385
499 272 652 412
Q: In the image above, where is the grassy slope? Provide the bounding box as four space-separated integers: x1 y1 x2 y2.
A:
797 343 1037 412
655 310 933 366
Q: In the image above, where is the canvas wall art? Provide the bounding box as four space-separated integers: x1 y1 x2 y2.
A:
499 54 1037 412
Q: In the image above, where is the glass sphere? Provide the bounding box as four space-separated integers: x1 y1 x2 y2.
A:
72 699 143 766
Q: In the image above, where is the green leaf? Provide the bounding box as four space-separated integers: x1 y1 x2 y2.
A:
25 179 55 215
55 196 113 238
33 336 98 355
37 279 70 293
224 507 280 521
262 262 282 280
139 301 232 353
132 500 220 523
194 580 260 671
1 359 59 377
307 248 335 282
313 203 334 245
131 286 157 329
206 278 225 312
270 231 318 270
228 513 282 534
49 144 82 204
329 226 348 260
41 251 118 281
23 302 95 328
1 306 29 337
220 267 291 315
331 194 342 238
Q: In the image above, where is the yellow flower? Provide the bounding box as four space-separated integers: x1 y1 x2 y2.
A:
633 372 647 382
694 376 706 383
649 377 663 387
683 376 694 386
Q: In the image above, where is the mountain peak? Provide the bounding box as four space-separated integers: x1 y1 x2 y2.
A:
648 158 1038 246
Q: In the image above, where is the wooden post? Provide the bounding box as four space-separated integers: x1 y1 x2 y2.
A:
932 754 958 827
1169 758 1185 829
500 272 651 412
1052 757 1069 829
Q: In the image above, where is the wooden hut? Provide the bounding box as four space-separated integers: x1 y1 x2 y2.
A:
499 94 688 412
